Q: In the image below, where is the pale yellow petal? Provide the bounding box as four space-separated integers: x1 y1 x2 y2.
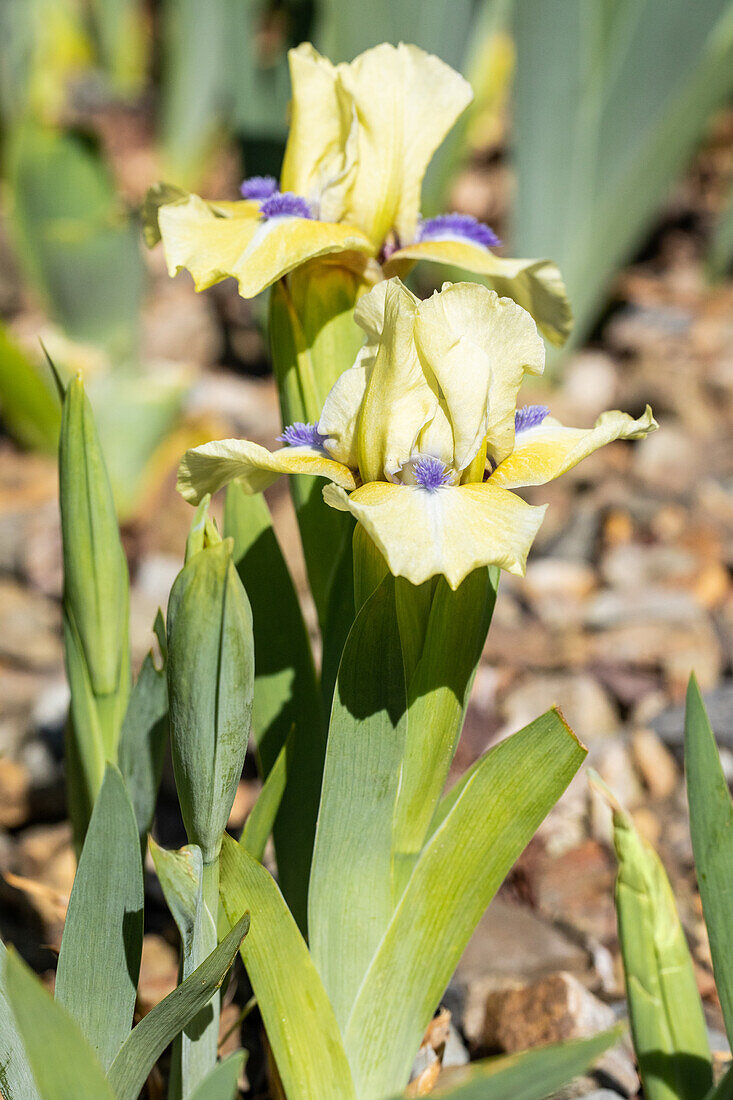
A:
385 240 573 347
338 44 472 246
324 479 546 589
414 283 545 471
280 44 357 223
177 439 357 503
317 359 368 467
355 279 437 482
157 193 373 298
491 405 658 490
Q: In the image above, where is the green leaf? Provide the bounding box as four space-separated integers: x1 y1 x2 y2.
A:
343 709 586 1100
189 1051 246 1100
118 633 168 844
685 674 733 1047
513 0 733 356
0 941 40 1100
267 275 359 642
389 1027 624 1100
0 324 60 452
708 170 733 280
4 948 115 1100
308 575 407 1027
88 0 147 96
240 736 288 863
149 839 218 1097
223 483 323 932
7 124 142 360
705 1063 733 1099
59 375 131 841
219 835 357 1100
392 567 498 885
55 764 143 1068
107 911 250 1100
592 771 713 1100
167 539 254 863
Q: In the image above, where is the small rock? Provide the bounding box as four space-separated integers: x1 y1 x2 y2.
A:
0 758 30 827
137 934 179 1016
651 681 733 747
523 560 597 628
453 899 589 1045
584 587 703 630
631 728 678 798
481 972 616 1051
534 841 617 942
633 426 699 493
0 580 62 671
562 353 619 421
500 674 620 746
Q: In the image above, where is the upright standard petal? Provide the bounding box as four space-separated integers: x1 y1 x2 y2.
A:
317 358 368 468
177 439 357 503
385 241 573 347
280 44 357 223
491 406 658 490
354 279 437 483
338 44 472 246
157 193 373 298
414 283 545 472
324 480 546 589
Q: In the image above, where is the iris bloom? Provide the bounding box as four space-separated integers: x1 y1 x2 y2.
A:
145 42 571 346
177 279 656 589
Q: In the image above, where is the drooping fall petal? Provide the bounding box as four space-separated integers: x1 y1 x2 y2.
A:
157 193 373 298
385 240 572 347
323 479 546 589
177 439 357 503
491 406 658 489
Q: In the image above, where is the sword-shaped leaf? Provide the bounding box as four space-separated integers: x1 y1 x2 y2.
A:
219 835 357 1100
55 763 143 1069
685 674 733 1046
344 709 586 1100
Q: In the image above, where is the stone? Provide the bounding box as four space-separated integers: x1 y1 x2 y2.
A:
523 559 598 628
455 899 589 1047
0 580 62 671
651 681 733 747
0 758 30 827
137 934 179 1016
562 353 619 421
499 674 620 746
633 425 700 493
583 587 703 630
589 620 723 693
631 728 678 798
534 841 617 942
481 972 616 1051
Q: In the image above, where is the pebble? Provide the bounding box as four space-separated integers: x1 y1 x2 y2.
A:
0 580 62 671
631 728 678 798
499 674 620 746
481 971 616 1050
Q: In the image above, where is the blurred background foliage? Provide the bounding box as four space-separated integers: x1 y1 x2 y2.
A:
0 0 732 516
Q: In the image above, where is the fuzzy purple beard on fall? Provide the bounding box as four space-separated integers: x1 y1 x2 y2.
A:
415 213 501 249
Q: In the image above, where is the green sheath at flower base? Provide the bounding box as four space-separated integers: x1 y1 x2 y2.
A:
59 374 130 842
592 773 713 1100
166 524 254 1087
166 536 254 864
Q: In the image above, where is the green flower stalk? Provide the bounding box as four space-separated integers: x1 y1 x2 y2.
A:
166 510 254 1084
59 374 131 845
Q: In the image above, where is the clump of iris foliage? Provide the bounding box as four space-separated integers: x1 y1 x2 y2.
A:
0 40 729 1100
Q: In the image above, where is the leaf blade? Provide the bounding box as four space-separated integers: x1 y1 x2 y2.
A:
219 835 357 1100
107 912 250 1100
685 674 733 1046
343 709 586 1100
55 763 143 1069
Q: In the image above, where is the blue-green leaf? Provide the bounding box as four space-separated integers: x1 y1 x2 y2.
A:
55 763 143 1068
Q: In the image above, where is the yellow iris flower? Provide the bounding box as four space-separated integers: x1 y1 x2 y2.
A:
144 42 572 346
177 279 657 590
